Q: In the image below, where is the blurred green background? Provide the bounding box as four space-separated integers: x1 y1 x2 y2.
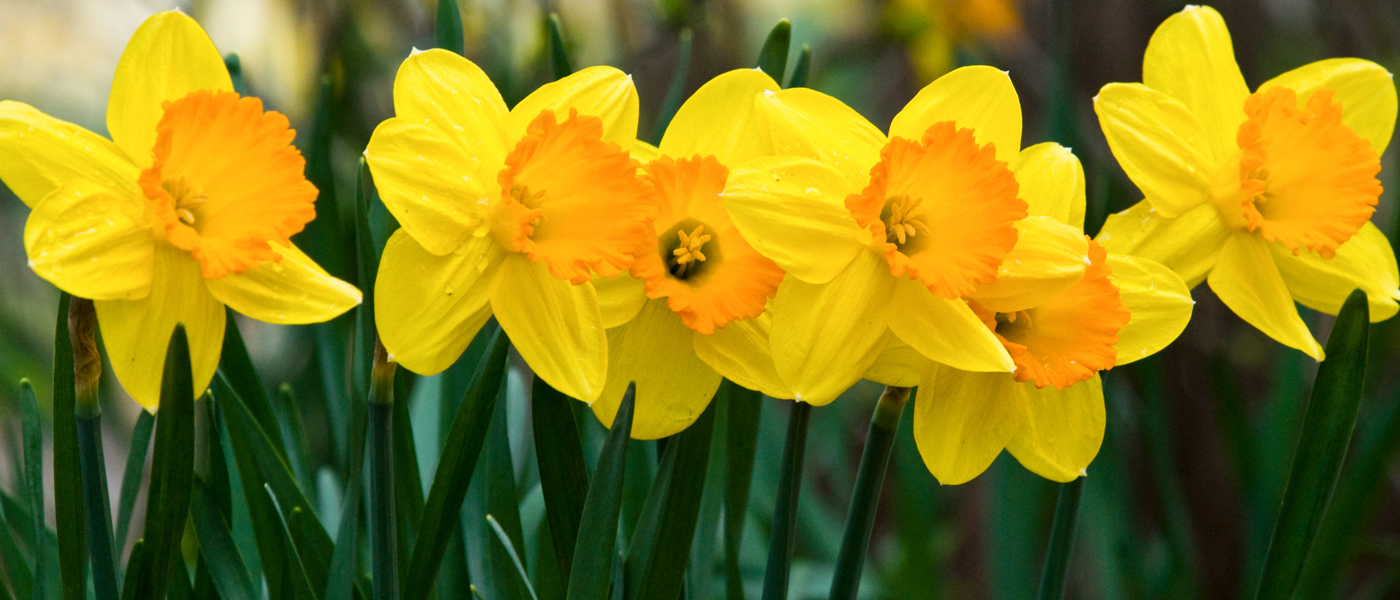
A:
2 0 1399 598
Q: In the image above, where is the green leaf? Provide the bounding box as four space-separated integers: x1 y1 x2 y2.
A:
754 19 791 86
130 325 198 600
760 401 809 600
483 382 526 600
403 328 510 600
274 384 315 493
566 386 634 600
1035 479 1085 600
118 540 145 600
649 28 693 145
353 157 380 405
486 516 539 600
224 54 247 96
113 411 155 555
0 495 34 598
786 44 811 88
546 13 572 80
393 369 426 575
625 398 717 600
49 292 85 600
212 377 293 600
724 383 762 600
437 0 464 55
191 480 258 600
218 309 287 458
325 399 368 600
531 378 589 586
1253 289 1371 600
263 487 319 600
19 380 49 600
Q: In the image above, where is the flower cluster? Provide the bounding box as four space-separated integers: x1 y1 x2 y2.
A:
2 5 1394 487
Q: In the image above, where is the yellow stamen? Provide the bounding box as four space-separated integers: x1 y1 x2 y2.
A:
883 195 930 245
671 225 712 277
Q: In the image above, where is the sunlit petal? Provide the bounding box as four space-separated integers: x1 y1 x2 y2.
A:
1141 5 1249 163
889 65 1022 164
914 364 1029 485
1005 375 1104 482
206 242 360 325
24 179 153 300
1094 83 1214 218
1274 222 1400 322
0 102 139 208
491 254 607 401
1208 232 1324 359
1106 254 1193 366
1095 199 1231 288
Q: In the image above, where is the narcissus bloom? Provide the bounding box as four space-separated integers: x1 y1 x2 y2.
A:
724 65 1090 405
0 11 360 410
590 69 793 439
366 49 653 401
1095 5 1399 359
905 145 1194 484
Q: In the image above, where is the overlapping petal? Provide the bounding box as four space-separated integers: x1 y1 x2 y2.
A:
390 49 511 167
106 11 233 167
889 277 1014 372
0 102 140 207
889 65 1022 164
94 245 225 410
1094 83 1214 218
24 179 153 300
1096 199 1231 287
753 87 886 182
970 217 1089 313
491 254 606 401
509 66 639 147
723 156 865 284
375 230 502 375
659 69 780 165
1259 58 1397 156
864 334 926 388
1106 254 1194 366
1208 233 1324 359
692 313 794 400
594 273 648 328
914 364 1030 485
592 299 723 440
206 242 361 325
1005 375 1104 482
1273 222 1400 322
1141 5 1249 162
1013 142 1084 229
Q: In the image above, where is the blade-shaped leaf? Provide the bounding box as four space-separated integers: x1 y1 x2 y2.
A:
437 0 464 55
219 309 287 459
786 44 811 88
724 383 762 600
50 292 86 600
264 487 319 600
486 515 539 600
566 386 634 600
531 378 588 586
191 476 258 600
755 19 791 85
19 380 49 600
761 401 810 600
113 411 155 554
547 13 572 80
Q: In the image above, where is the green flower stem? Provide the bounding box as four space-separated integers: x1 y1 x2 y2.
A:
369 337 400 600
1035 478 1085 600
761 401 812 600
70 297 119 600
829 386 911 600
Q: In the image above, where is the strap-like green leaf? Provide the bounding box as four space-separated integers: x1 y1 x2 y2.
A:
531 378 589 586
113 411 155 553
786 44 811 88
547 13 573 80
402 328 509 600
725 383 762 600
1253 289 1371 600
755 19 791 86
625 397 717 600
50 292 86 600
19 380 48 600
566 385 634 600
264 488 320 600
486 515 540 600
191 479 258 600
761 401 810 600
437 0 464 55
219 309 287 458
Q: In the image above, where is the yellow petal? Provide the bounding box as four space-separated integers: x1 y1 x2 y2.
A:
509 65 639 148
722 156 865 284
659 69 780 165
107 11 233 167
914 364 1029 485
491 254 607 401
864 333 926 388
391 49 511 167
754 87 886 182
94 245 225 411
1208 232 1324 359
971 216 1089 313
375 229 503 375
1274 222 1400 322
770 255 893 405
205 242 361 325
0 102 139 208
24 179 154 300
1093 83 1214 218
631 140 660 162
1005 375 1104 482
592 299 723 440
1095 198 1230 288
595 273 648 329
1141 5 1249 163
889 277 1013 372
693 312 794 399
365 119 493 256
1259 58 1397 156
889 65 1022 164
1106 254 1193 366
1012 142 1085 229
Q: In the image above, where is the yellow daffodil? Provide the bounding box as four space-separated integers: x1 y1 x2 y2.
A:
0 11 360 410
723 65 1091 405
1094 5 1399 360
898 145 1194 484
886 0 1023 83
366 49 653 402
589 69 794 439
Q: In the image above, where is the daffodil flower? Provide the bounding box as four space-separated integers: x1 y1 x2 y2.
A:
588 69 793 439
723 65 1090 405
0 11 360 410
366 49 653 402
1094 5 1399 360
895 145 1194 484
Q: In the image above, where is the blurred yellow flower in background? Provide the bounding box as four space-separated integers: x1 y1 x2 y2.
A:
367 49 653 402
590 69 793 439
886 0 1022 82
1095 5 1400 360
0 11 361 410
